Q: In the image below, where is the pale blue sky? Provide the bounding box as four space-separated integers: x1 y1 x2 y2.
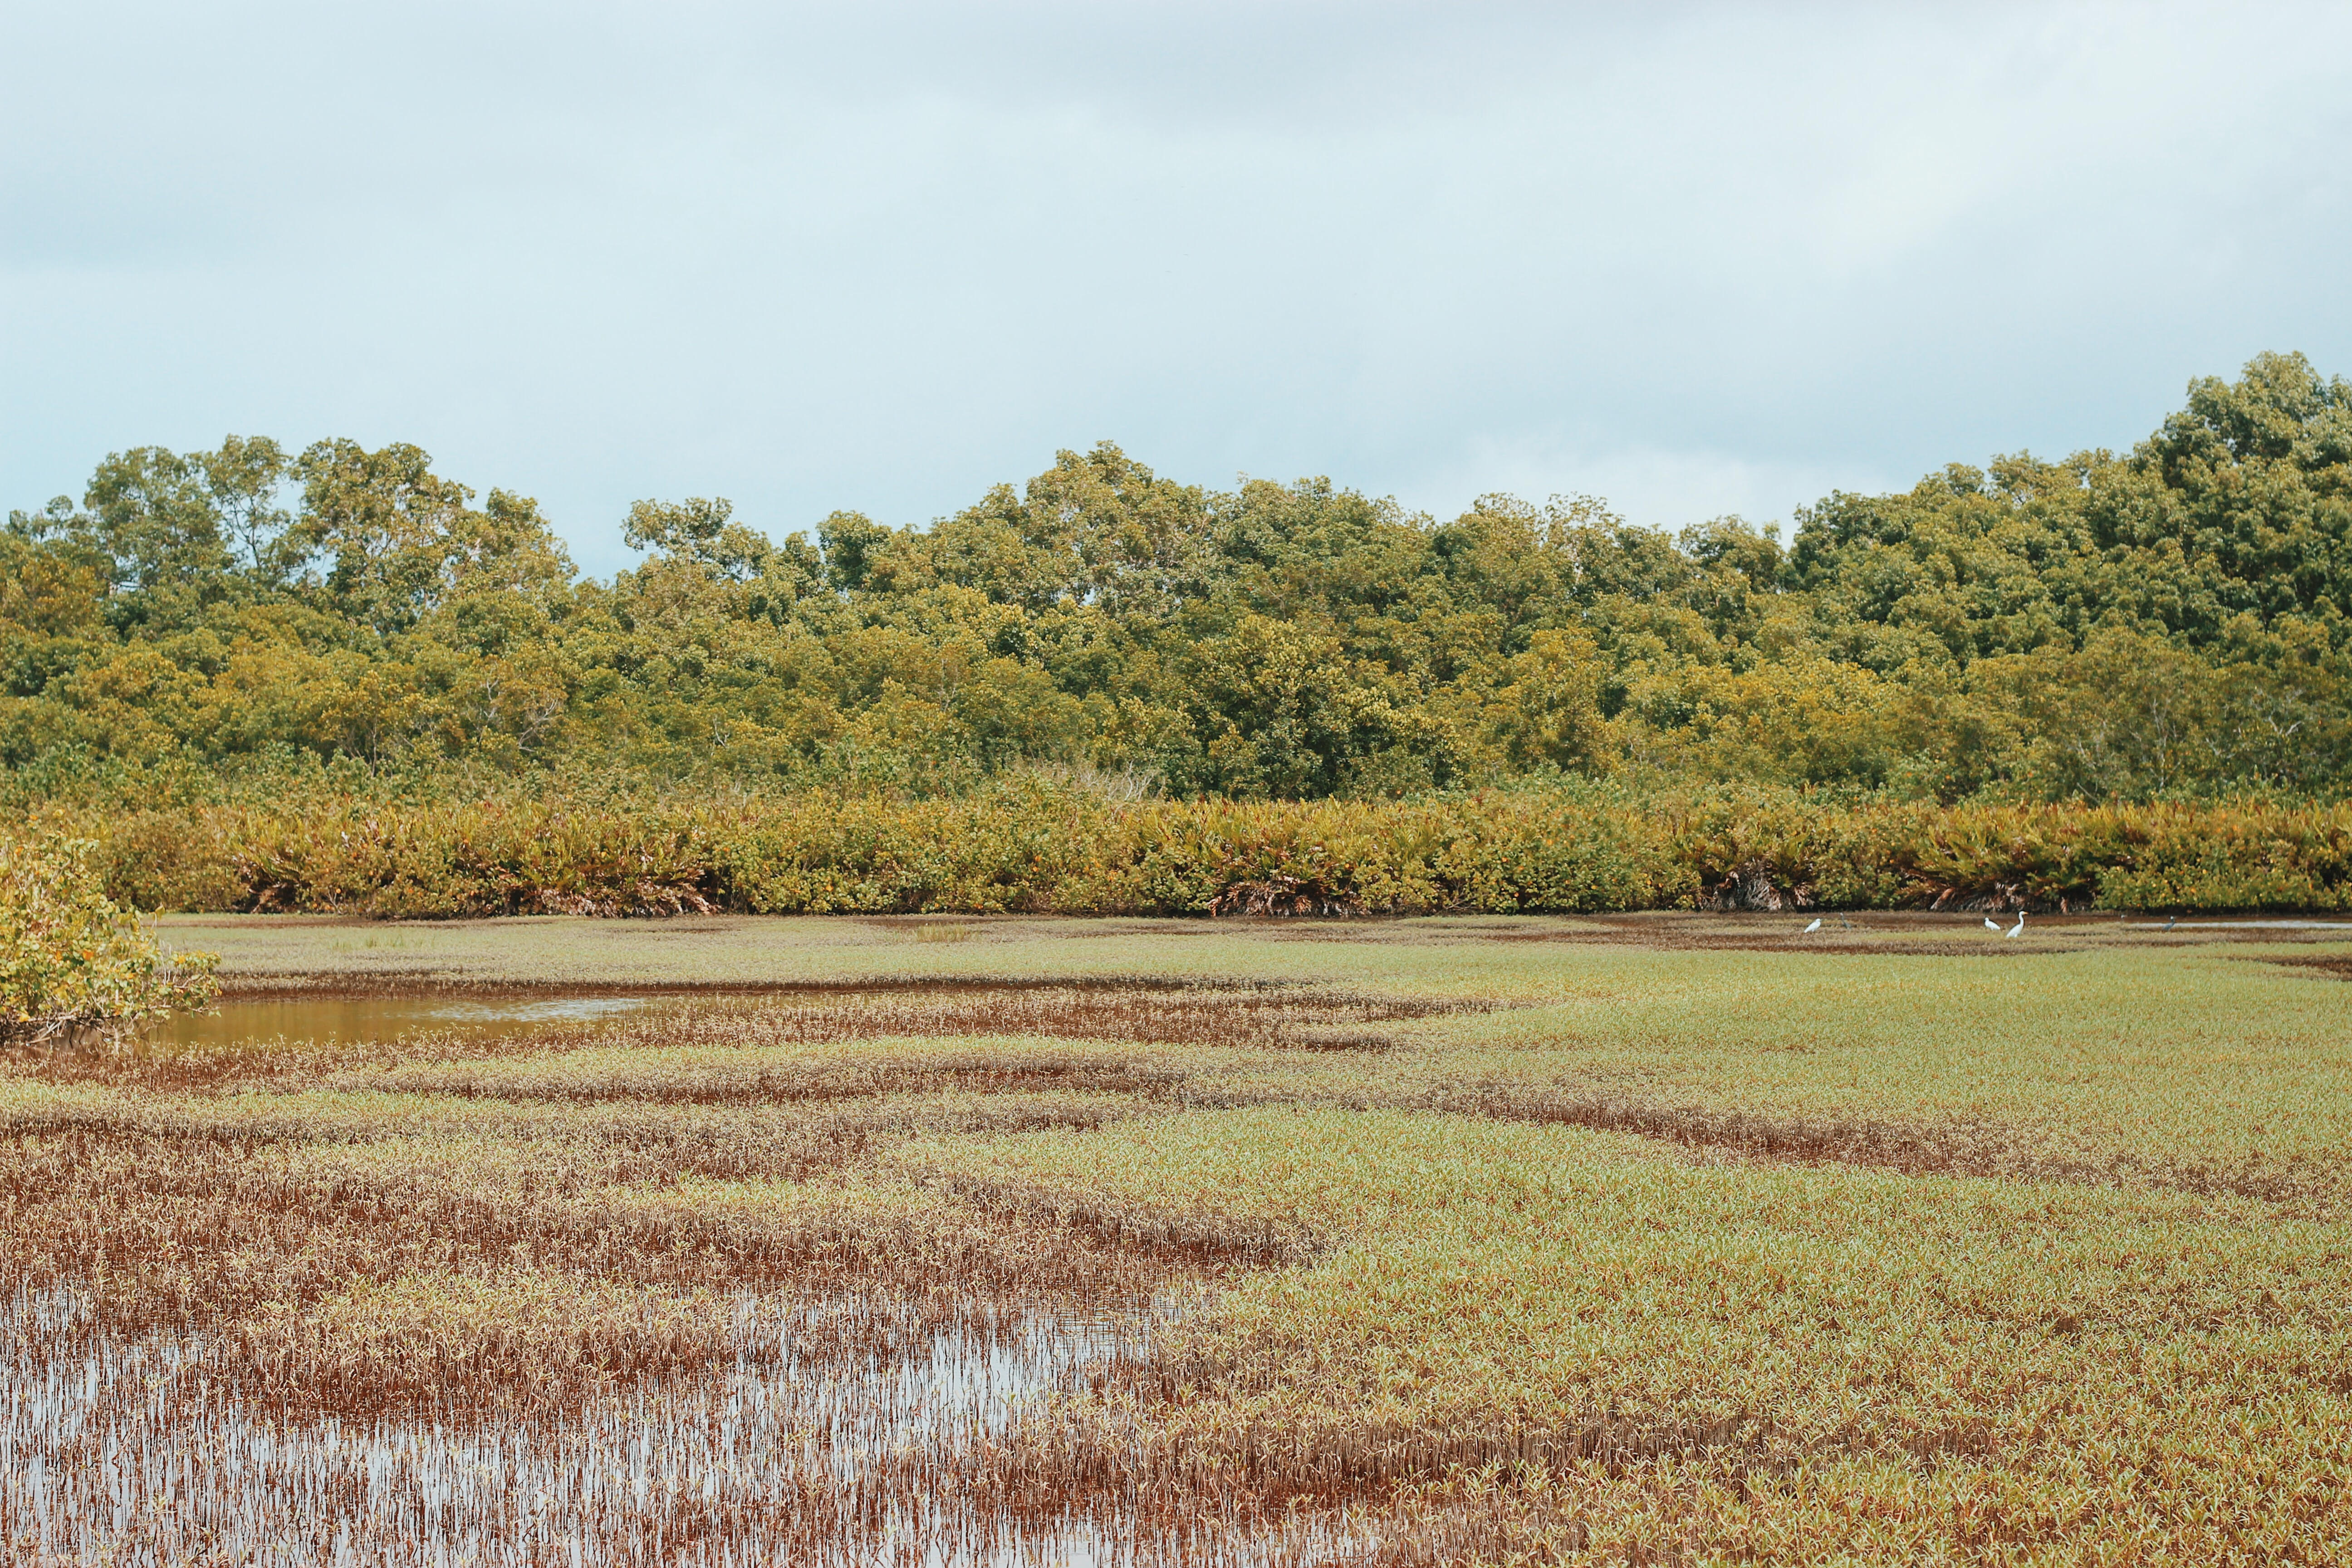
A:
4 1 2348 575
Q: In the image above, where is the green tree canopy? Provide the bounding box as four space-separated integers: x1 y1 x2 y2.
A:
9 355 2351 801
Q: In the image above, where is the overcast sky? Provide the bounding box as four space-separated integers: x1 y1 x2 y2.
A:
4 1 2348 576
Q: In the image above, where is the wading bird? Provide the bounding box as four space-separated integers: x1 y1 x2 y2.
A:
2005 911 2025 938
1804 918 1822 934
1984 916 2002 932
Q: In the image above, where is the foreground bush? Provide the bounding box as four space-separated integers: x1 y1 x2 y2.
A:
0 837 218 1044
36 785 2352 918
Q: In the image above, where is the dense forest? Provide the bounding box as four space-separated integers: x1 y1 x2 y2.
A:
6 352 2350 807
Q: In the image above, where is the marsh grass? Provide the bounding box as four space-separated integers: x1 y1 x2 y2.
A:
927 1108 2352 1562
84 981 1480 1091
4 1283 1370 1566
6 916 2352 1563
1411 1081 2335 1202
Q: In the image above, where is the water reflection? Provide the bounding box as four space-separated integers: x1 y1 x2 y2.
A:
162 993 676 1048
2 1287 1361 1566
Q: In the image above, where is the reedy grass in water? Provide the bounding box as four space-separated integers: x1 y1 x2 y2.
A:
4 918 2350 1562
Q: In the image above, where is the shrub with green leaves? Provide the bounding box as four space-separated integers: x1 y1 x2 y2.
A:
0 836 218 1045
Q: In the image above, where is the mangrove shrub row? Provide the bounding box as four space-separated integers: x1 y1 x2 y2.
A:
37 786 2352 917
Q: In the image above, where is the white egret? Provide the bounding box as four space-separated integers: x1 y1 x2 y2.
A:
1984 916 2002 932
1803 918 1822 934
2005 911 2025 938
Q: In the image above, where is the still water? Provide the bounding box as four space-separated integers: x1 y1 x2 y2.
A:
162 992 679 1049
2 1286 1359 1566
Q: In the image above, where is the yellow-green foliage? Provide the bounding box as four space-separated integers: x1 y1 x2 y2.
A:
8 355 2352 805
43 784 2352 917
0 835 217 1043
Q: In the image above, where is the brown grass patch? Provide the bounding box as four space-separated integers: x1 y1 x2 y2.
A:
363 1047 1196 1107
1416 1082 2326 1203
229 1270 746 1418
58 981 1479 1091
0 1125 1279 1343
2264 955 2352 981
0 1090 1138 1181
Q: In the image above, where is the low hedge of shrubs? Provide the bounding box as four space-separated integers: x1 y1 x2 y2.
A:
35 784 2352 919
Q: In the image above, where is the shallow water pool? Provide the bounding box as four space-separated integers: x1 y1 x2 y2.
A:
159 991 680 1048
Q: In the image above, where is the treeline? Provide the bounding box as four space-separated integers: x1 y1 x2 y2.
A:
32 783 2352 917
6 353 2352 803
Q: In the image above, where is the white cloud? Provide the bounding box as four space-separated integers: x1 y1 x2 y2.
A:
1391 433 1894 540
3 1 2347 576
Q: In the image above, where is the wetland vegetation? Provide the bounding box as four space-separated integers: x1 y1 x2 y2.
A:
11 352 2352 931
7 350 2352 1560
5 912 2349 1563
